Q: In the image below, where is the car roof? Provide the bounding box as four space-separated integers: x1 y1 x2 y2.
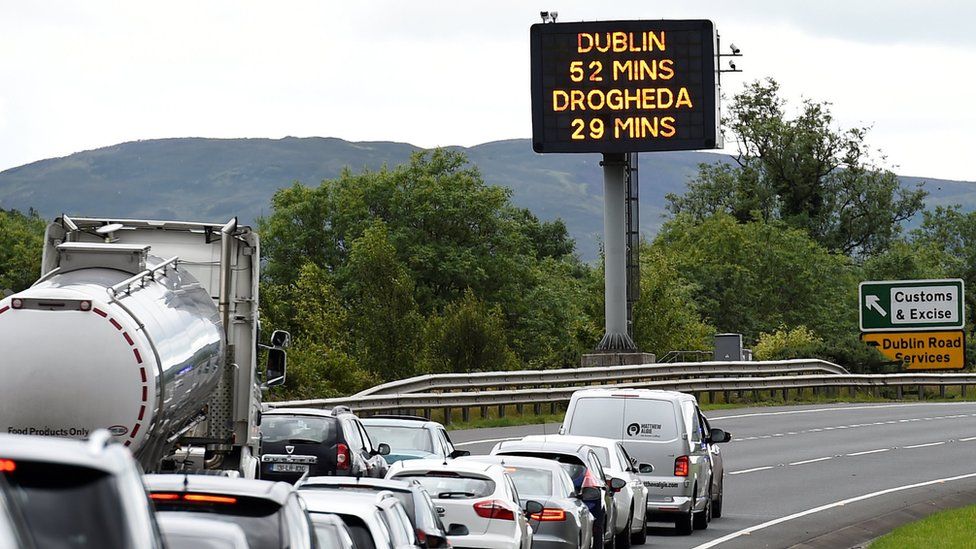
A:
300 489 396 514
360 417 441 429
299 476 420 494
390 458 504 476
157 514 250 548
570 388 692 401
0 433 133 474
263 407 342 418
144 474 295 505
459 454 571 472
494 439 595 458
522 434 619 449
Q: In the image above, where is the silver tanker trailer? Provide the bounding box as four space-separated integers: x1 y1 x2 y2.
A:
0 215 287 478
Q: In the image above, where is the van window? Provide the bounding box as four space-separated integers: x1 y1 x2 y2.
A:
622 399 679 441
567 398 625 438
681 401 703 442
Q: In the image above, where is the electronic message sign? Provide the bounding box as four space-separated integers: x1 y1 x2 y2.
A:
530 19 721 154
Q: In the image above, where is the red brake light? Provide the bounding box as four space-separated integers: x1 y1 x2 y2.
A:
0 459 15 473
149 493 179 501
473 499 516 521
530 508 566 521
582 469 601 488
337 443 350 470
415 528 427 544
674 455 689 477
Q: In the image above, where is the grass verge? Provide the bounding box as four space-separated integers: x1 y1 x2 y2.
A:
869 504 976 548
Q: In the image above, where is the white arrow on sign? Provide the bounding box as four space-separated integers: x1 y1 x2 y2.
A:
866 295 887 317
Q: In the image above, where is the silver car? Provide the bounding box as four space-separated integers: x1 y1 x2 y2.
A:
522 435 650 547
561 388 731 536
460 455 594 549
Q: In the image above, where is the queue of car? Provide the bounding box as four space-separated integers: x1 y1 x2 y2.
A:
0 389 731 549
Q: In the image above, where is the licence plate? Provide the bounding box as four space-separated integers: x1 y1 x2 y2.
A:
271 463 308 473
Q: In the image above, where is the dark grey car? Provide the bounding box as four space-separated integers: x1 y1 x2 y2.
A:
461 455 595 549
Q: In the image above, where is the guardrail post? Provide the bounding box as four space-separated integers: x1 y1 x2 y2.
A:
940 385 946 399
481 406 489 419
516 403 524 414
919 385 925 400
443 407 452 424
462 407 470 422
782 388 788 401
498 405 506 418
534 402 542 415
896 386 903 399
962 384 967 398
724 390 730 403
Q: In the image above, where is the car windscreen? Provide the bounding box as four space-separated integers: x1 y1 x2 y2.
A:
498 452 587 485
261 415 336 444
505 467 554 497
152 495 283 549
3 460 129 549
363 425 434 453
304 486 416 523
394 473 495 499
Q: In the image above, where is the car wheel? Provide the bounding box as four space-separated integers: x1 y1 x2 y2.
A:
693 495 710 530
675 486 695 536
592 516 605 549
712 478 724 518
615 512 632 549
630 510 647 546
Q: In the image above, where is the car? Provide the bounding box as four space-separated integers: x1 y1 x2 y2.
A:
308 513 356 549
0 430 164 548
387 459 541 549
298 476 452 548
260 406 391 482
460 455 594 549
700 413 729 518
361 415 470 465
490 439 619 549
300 488 421 549
0 473 34 549
156 514 251 549
559 388 731 535
145 473 317 549
522 435 650 548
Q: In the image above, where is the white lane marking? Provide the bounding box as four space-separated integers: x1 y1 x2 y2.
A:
727 412 976 443
453 436 521 447
959 436 976 442
846 448 890 456
789 456 833 466
903 441 946 449
711 402 976 421
729 466 774 475
691 471 976 549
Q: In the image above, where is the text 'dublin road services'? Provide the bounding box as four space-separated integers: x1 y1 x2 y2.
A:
861 331 965 370
530 20 720 153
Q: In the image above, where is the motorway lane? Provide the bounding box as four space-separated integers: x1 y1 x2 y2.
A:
449 401 976 548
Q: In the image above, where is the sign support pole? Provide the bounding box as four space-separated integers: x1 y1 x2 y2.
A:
597 153 637 351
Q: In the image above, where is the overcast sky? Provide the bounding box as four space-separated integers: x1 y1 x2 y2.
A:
1 1 974 181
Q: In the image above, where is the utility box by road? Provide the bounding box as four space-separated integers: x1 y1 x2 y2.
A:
714 333 744 361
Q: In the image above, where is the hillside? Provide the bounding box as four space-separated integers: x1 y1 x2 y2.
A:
1 137 973 260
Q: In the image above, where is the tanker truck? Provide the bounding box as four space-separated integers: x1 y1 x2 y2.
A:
0 215 287 478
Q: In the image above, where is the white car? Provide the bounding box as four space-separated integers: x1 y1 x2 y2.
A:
156 514 250 549
387 459 541 549
523 434 651 547
300 489 419 549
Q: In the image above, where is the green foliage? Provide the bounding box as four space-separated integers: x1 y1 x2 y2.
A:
0 209 45 293
631 244 715 356
753 326 823 361
655 213 858 344
421 290 518 373
667 78 926 257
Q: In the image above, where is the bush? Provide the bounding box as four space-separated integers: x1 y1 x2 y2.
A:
753 325 823 361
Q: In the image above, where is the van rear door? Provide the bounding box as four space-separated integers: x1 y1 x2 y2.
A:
619 398 687 495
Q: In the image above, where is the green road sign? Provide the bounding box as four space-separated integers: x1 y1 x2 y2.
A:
859 279 965 332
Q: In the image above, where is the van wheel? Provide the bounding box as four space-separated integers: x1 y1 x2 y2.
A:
712 479 724 518
693 496 710 530
675 508 694 535
615 512 632 549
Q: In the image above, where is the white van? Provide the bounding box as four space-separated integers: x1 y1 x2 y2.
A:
559 388 731 535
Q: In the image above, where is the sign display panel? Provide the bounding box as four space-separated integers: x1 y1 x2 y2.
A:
530 19 721 153
861 331 965 370
859 279 965 332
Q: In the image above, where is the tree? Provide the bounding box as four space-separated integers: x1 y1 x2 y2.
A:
654 213 858 343
0 208 46 293
421 290 518 373
341 221 424 381
666 79 926 257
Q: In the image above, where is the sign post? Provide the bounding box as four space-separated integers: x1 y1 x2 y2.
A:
859 279 966 370
530 19 722 355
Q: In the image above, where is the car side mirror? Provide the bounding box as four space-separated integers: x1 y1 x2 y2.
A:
376 443 391 456
264 348 287 388
449 449 470 458
638 463 654 474
447 524 469 536
709 428 732 443
580 486 602 501
609 477 627 492
524 500 545 516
